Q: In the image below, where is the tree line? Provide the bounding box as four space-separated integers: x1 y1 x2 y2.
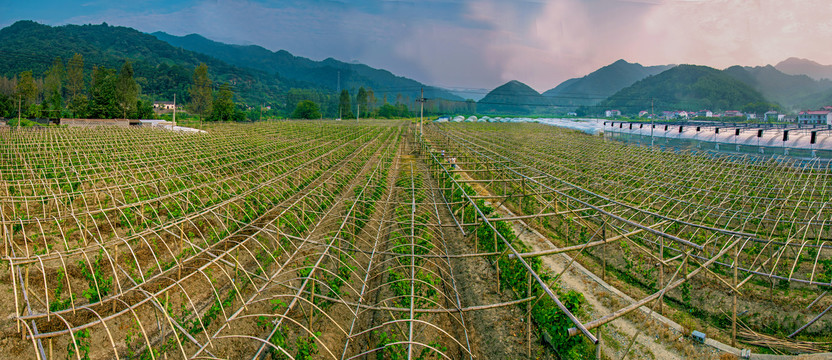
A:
0 54 475 122
0 54 155 120
287 86 475 120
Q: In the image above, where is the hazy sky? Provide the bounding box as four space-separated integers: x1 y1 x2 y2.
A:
3 0 832 92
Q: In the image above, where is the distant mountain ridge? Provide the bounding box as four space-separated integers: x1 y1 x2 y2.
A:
775 57 832 81
723 65 832 110
543 59 674 108
152 32 463 102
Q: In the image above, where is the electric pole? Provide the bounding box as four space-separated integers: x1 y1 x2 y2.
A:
337 71 341 120
18 95 22 129
417 87 427 140
173 94 177 127
650 98 654 148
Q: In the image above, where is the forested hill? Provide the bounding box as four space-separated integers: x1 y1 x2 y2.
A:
477 80 553 115
0 20 314 105
152 32 464 102
597 65 768 114
723 65 832 111
542 59 673 108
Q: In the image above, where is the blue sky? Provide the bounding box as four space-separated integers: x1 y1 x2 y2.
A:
3 0 832 92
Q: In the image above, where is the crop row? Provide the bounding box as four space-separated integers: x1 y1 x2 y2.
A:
426 122 832 351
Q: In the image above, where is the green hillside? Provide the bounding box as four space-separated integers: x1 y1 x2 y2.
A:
775 57 832 81
152 32 463 102
0 20 315 106
477 80 553 115
543 59 673 107
723 65 832 111
597 65 768 115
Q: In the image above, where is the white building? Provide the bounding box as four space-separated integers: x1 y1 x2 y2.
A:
797 110 832 125
153 101 180 111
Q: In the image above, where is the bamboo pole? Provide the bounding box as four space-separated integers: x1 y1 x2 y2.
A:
494 228 500 294
732 244 738 347
527 271 532 359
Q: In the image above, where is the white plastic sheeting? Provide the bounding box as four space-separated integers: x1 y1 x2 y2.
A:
432 116 606 135
606 122 832 151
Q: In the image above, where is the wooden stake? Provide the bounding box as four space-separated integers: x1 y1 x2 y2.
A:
659 237 664 315
527 271 532 359
602 222 606 281
732 244 738 347
494 229 500 294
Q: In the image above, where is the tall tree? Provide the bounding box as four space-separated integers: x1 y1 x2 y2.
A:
66 53 84 100
356 87 368 117
210 83 235 121
88 66 120 119
15 70 37 117
0 93 14 118
116 60 139 119
291 100 321 119
189 63 213 118
66 53 85 118
44 57 65 117
338 89 352 119
366 89 376 114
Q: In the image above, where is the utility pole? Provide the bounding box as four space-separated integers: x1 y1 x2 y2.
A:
173 94 177 127
650 98 654 148
337 71 341 120
356 104 360 122
18 94 22 129
260 103 263 121
417 87 426 140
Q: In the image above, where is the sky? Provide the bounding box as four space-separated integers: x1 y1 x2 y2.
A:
3 0 832 93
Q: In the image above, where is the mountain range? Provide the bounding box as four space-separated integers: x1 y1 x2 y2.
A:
3 20 832 117
0 20 463 118
151 32 462 102
477 58 832 116
542 60 673 107
597 65 767 114
477 80 553 115
775 57 832 81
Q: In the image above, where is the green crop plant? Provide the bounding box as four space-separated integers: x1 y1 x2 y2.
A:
49 267 73 311
79 249 113 303
65 329 91 360
295 333 320 360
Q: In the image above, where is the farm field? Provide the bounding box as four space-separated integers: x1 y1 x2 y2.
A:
0 120 830 359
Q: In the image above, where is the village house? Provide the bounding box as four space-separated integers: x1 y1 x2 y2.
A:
797 109 832 125
696 110 713 118
153 101 181 111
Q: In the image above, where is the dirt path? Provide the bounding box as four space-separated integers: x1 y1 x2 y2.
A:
415 146 539 359
458 169 690 360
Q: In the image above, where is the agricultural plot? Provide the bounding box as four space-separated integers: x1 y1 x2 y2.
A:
1 120 830 359
426 122 832 355
0 121 553 360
